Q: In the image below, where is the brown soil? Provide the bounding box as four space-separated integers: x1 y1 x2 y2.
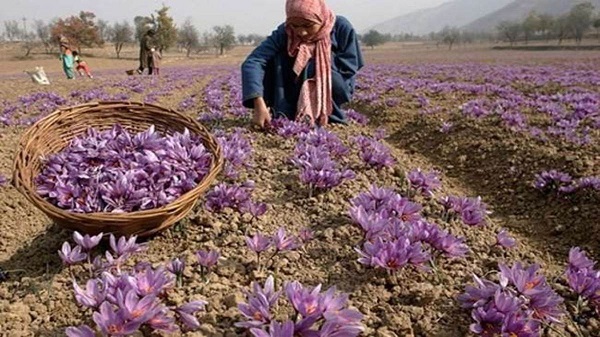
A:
0 44 598 337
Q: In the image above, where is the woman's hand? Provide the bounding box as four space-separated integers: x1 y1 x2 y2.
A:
252 97 271 129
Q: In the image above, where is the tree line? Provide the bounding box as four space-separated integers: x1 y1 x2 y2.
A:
496 2 600 46
360 2 600 50
1 6 267 58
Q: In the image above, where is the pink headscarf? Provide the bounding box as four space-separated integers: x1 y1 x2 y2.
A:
285 0 335 126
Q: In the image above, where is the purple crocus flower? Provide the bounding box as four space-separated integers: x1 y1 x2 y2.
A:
345 108 369 125
457 274 500 309
134 267 173 297
58 242 87 266
470 307 503 336
429 231 469 258
0 174 8 187
565 268 599 301
298 228 315 243
109 234 146 257
250 321 295 337
502 312 540 337
146 306 178 333
246 233 272 254
568 247 596 270
320 287 364 332
118 290 159 323
72 279 106 309
93 302 142 336
241 201 268 219
407 168 441 197
237 276 281 328
65 325 96 337
273 227 301 252
285 281 323 318
533 170 573 193
455 196 490 227
528 288 564 324
195 250 220 269
498 263 544 296
496 229 516 249
439 122 453 133
73 231 103 251
176 299 207 330
493 290 521 314
357 236 430 272
353 135 396 170
166 257 186 276
319 320 364 337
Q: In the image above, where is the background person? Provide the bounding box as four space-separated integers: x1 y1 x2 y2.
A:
72 51 93 78
58 36 75 80
137 25 157 75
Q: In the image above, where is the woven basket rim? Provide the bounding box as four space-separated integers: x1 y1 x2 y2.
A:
12 100 223 226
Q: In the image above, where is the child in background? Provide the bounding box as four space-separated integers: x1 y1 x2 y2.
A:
151 49 162 75
72 51 93 78
58 36 74 79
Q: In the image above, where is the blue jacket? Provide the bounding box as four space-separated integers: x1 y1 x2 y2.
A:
241 16 364 123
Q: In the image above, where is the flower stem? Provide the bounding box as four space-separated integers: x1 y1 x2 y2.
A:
539 320 571 337
256 252 261 272
267 250 279 270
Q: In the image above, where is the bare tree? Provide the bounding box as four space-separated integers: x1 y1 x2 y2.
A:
594 17 600 41
497 21 521 46
4 20 22 41
109 21 133 58
194 31 213 54
522 11 540 44
96 19 110 44
567 2 595 45
21 31 37 57
134 15 154 42
440 26 460 50
246 33 265 46
211 25 236 55
178 18 200 57
361 30 387 49
237 34 247 45
538 14 554 42
34 20 55 53
553 15 571 45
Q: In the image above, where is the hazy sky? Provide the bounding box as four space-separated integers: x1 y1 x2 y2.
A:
2 0 449 34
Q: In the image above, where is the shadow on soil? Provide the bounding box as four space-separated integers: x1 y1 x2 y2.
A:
0 223 69 280
376 114 599 261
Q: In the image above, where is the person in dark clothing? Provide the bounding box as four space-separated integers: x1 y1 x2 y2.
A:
137 26 157 75
241 0 364 128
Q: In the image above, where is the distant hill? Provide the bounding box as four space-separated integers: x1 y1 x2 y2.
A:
464 0 600 32
367 0 513 35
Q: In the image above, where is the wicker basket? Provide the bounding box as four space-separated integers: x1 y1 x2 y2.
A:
13 101 223 237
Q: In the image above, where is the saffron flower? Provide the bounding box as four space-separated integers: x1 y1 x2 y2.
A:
58 242 87 266
495 229 516 249
195 250 220 278
407 168 442 197
73 231 103 251
176 300 207 330
93 302 142 336
273 228 301 252
65 325 96 337
246 233 272 270
459 262 564 335
237 276 363 336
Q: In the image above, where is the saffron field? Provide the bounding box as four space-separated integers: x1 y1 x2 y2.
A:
0 46 598 336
